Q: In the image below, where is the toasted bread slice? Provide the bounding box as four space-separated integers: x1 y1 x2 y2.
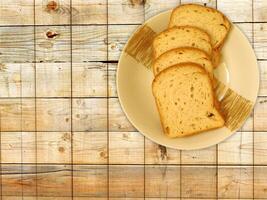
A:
153 47 214 78
169 4 231 50
153 26 212 59
152 63 225 138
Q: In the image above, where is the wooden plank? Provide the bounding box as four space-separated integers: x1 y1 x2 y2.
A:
0 99 35 132
145 165 180 198
240 111 253 132
35 0 70 25
108 0 144 24
73 132 107 164
145 0 180 20
37 132 71 164
72 98 107 131
254 97 267 131
218 132 253 165
218 166 253 198
37 165 72 197
181 146 216 164
109 165 144 198
181 0 216 8
72 0 107 24
254 167 267 198
109 132 144 164
254 132 267 164
258 61 267 96
0 63 35 97
181 166 216 198
21 165 37 196
108 25 138 61
73 165 107 197
72 26 107 62
254 0 267 22
72 63 107 97
36 26 71 63
0 0 34 25
145 138 180 164
36 63 71 97
254 23 267 60
217 0 252 22
36 98 71 131
108 63 117 97
109 98 136 131
0 27 34 63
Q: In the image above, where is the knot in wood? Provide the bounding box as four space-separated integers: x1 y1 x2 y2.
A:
47 1 59 11
46 31 59 39
129 0 146 6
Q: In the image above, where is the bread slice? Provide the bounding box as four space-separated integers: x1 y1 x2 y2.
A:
152 63 225 138
153 47 214 78
169 4 231 50
153 26 212 59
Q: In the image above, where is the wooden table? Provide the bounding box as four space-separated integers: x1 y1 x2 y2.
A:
0 0 266 199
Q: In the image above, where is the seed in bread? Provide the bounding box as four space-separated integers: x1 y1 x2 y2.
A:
153 26 212 59
152 63 225 138
169 4 231 50
153 47 214 78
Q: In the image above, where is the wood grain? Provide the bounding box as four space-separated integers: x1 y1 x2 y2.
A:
35 0 71 25
0 99 35 132
254 167 267 198
109 132 144 164
0 64 35 97
109 98 136 131
72 0 107 24
254 131 267 164
145 138 180 164
36 98 71 131
145 165 180 198
73 165 107 197
181 166 216 198
254 97 267 131
145 0 180 20
181 146 216 164
72 26 107 62
259 61 267 96
253 0 267 22
72 98 107 131
109 165 144 198
0 27 34 63
36 63 71 97
108 0 144 24
181 0 216 8
37 132 71 163
218 166 253 199
0 0 34 25
254 23 267 59
37 165 72 197
218 132 253 165
108 25 138 61
73 132 108 164
108 63 117 97
217 0 252 22
36 26 71 63
73 62 107 97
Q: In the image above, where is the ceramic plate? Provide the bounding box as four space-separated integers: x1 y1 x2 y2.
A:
117 10 259 150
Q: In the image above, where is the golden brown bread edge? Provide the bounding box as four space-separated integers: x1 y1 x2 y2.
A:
152 62 225 137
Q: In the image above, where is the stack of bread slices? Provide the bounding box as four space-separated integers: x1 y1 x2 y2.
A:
152 4 231 138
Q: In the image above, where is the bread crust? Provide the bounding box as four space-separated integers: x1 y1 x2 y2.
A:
169 3 232 49
152 25 213 60
152 62 225 138
153 47 213 75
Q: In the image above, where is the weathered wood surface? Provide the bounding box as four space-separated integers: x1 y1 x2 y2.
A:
0 0 266 199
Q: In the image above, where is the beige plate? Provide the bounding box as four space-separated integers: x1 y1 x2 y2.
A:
117 10 259 150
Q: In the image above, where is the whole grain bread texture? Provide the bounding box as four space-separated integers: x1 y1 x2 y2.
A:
152 63 225 138
153 47 214 79
153 26 212 59
169 4 231 50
